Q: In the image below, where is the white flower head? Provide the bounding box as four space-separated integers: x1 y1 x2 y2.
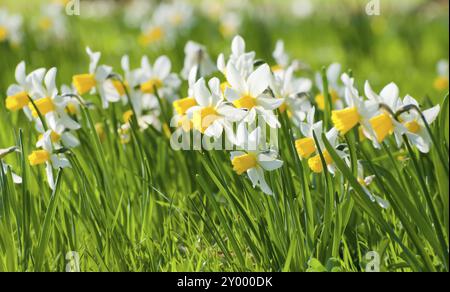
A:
225 63 283 128
231 126 283 195
181 41 216 80
32 68 81 132
187 77 246 142
0 9 23 45
5 61 46 119
396 95 440 153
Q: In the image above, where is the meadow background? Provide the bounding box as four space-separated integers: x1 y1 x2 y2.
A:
0 0 449 272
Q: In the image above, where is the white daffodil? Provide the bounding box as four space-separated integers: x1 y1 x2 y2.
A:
0 146 21 184
295 107 324 159
153 1 194 31
123 0 154 28
61 84 82 116
172 67 200 132
270 64 312 124
36 125 80 151
231 126 283 195
72 47 117 108
356 161 390 209
224 63 283 128
28 131 71 190
331 73 378 140
219 12 242 38
0 9 23 45
187 77 246 142
37 3 67 41
138 55 181 103
217 35 256 79
31 68 81 132
181 41 216 79
306 127 343 175
273 40 290 71
120 55 158 130
295 108 343 174
396 95 440 153
315 63 344 111
139 22 172 48
5 61 46 119
434 59 449 91
364 81 407 148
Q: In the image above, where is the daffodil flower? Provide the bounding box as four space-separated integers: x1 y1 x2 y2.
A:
60 84 82 116
306 127 343 175
219 12 242 38
315 63 344 111
364 81 407 148
72 47 116 108
224 63 283 128
331 73 378 139
272 40 290 72
32 68 81 132
295 107 323 159
217 35 256 79
28 131 71 190
36 125 80 151
5 61 46 119
181 41 216 79
138 55 181 102
172 67 199 132
396 95 440 153
269 64 312 124
0 9 23 45
37 3 67 41
153 1 194 30
0 146 21 184
187 77 246 141
434 59 449 91
230 126 283 195
119 55 161 131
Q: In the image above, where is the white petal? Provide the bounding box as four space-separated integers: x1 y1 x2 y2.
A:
422 105 440 125
407 133 430 153
193 78 211 107
327 63 341 84
258 154 283 171
364 81 379 101
45 68 58 97
403 95 419 107
226 63 246 94
224 88 241 102
247 64 270 97
231 35 245 56
256 168 273 195
62 132 80 148
380 82 399 108
154 56 171 80
15 61 26 84
257 97 283 110
46 163 55 190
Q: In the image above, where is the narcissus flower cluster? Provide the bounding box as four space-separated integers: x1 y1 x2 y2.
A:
3 35 443 197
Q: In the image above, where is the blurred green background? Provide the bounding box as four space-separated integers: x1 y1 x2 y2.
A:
0 0 449 102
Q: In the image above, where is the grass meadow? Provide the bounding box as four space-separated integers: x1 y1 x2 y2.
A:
0 0 449 272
